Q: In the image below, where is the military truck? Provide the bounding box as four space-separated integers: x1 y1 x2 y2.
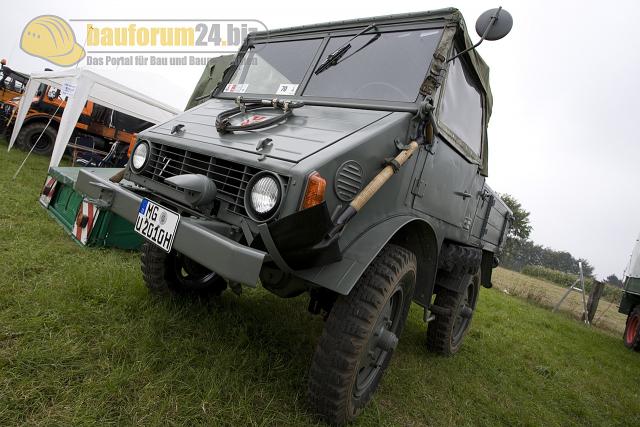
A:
76 8 513 424
621 235 640 350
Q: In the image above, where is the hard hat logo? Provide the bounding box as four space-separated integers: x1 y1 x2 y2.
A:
21 15 85 67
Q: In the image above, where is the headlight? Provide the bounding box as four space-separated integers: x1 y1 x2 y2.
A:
245 172 283 221
130 141 149 172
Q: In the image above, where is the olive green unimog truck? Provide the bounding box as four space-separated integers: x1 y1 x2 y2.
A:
75 8 514 424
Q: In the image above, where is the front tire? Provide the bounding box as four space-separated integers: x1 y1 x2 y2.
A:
16 122 57 155
623 306 640 351
426 273 479 355
308 244 416 425
140 242 227 296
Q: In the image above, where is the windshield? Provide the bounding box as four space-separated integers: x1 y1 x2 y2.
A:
225 38 323 95
223 28 443 103
306 30 441 102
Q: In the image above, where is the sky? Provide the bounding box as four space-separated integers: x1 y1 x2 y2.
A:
1 0 639 278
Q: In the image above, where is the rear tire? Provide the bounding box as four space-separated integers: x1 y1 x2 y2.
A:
16 122 57 155
308 244 416 425
623 306 640 351
426 274 479 355
140 242 227 296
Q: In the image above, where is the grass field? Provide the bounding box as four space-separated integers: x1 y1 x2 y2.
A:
1 145 639 426
492 268 628 335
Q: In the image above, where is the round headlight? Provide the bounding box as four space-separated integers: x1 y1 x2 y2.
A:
251 176 280 213
131 141 149 172
246 173 282 221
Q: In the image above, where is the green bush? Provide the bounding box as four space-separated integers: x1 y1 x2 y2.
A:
521 265 575 287
521 265 623 303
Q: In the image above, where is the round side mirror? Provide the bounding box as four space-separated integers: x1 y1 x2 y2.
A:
475 8 513 41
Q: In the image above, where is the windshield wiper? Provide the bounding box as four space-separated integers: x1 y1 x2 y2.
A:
314 24 378 75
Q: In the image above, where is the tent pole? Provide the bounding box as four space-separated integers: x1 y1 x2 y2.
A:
12 102 62 180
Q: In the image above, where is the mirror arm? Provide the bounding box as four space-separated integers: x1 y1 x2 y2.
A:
446 6 502 63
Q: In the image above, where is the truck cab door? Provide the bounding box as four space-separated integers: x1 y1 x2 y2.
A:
411 52 487 235
411 137 480 231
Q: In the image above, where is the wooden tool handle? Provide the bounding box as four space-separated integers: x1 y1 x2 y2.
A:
350 141 419 211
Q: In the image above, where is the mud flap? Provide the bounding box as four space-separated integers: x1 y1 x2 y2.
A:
480 250 494 288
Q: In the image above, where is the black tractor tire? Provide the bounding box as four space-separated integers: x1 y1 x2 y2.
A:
308 244 416 425
623 306 640 351
140 242 227 296
426 273 480 355
16 122 57 155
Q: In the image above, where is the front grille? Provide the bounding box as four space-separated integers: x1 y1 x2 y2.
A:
140 142 260 217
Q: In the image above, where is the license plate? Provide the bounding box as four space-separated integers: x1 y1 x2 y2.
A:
134 199 180 252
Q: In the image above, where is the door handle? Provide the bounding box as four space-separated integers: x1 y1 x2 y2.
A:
455 191 472 199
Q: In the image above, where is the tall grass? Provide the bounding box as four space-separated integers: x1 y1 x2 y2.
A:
521 265 623 303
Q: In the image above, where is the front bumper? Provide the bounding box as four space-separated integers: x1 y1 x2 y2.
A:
74 169 267 286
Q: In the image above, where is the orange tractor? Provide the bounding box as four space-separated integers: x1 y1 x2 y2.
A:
0 60 29 104
1 64 151 164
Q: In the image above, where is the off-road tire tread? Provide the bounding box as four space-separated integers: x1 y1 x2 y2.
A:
140 242 172 294
308 244 416 425
16 122 57 155
140 242 226 296
425 288 463 356
438 242 481 275
426 271 480 356
624 306 640 351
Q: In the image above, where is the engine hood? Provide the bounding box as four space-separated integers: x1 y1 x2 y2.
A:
142 98 392 163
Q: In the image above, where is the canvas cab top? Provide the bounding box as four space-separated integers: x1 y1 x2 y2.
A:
160 8 494 174
212 8 493 115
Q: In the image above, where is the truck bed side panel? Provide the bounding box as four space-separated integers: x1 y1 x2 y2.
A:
471 185 511 251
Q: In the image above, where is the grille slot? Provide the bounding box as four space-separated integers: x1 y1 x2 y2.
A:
141 142 260 217
335 160 364 202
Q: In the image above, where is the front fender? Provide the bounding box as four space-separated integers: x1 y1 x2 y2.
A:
296 216 440 299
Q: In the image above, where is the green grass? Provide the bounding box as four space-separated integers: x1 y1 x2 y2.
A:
1 144 639 426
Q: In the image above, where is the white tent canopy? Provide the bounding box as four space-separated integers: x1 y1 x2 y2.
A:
8 68 180 168
625 234 640 279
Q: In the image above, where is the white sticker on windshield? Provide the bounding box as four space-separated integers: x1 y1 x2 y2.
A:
276 84 298 96
224 83 249 93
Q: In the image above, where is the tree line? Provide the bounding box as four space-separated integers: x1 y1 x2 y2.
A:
499 194 612 281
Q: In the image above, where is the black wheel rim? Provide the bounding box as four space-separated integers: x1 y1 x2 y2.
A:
29 132 52 152
172 253 218 289
452 278 476 344
353 282 405 399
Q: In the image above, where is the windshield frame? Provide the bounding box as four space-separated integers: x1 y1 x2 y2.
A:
215 21 446 113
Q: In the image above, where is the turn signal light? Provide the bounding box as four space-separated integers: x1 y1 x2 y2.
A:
302 172 326 209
